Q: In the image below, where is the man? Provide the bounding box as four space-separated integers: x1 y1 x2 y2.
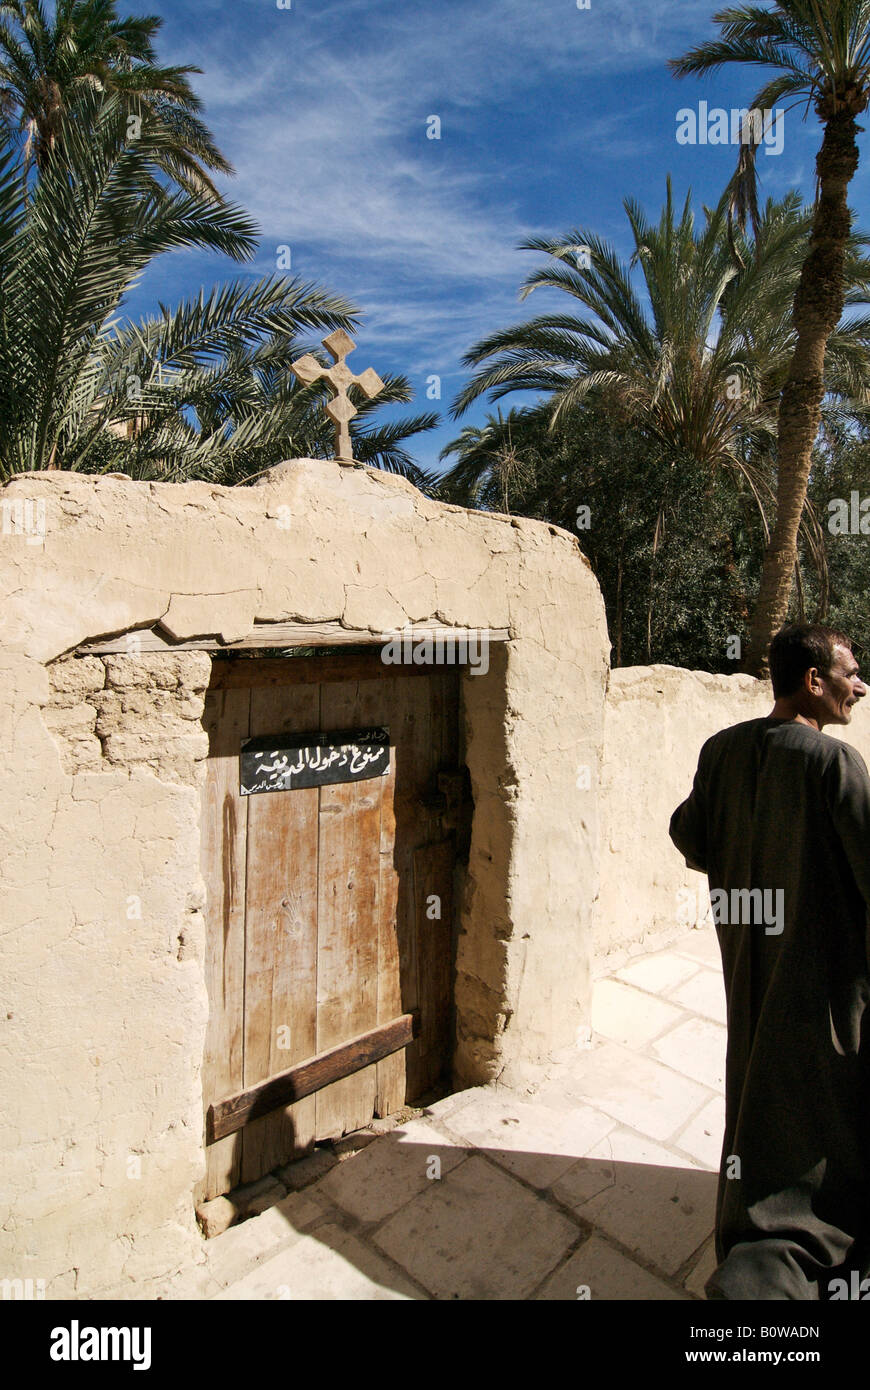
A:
669 624 870 1300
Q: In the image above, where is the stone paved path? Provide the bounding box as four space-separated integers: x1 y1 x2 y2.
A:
173 925 725 1300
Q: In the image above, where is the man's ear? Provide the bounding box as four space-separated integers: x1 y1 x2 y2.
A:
804 664 823 696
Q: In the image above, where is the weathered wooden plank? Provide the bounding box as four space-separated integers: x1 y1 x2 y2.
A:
314 679 385 1140
209 1012 420 1142
373 680 405 1118
78 623 510 655
240 683 320 1182
196 684 250 1202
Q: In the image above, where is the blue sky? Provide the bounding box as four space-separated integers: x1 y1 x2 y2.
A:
127 0 866 474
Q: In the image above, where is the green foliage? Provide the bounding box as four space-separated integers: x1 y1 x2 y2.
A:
453 180 870 481
670 2 870 672
0 91 437 484
439 402 765 670
0 0 232 196
444 181 870 668
805 431 870 665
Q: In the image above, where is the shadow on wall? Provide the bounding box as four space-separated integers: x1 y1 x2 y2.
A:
201 1131 718 1301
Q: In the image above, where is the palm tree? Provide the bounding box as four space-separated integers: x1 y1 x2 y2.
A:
450 182 870 638
94 310 440 488
0 0 231 196
0 91 438 485
670 2 870 672
455 185 866 516
0 91 355 479
437 409 539 513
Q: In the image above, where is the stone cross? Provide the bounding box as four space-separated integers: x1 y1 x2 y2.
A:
291 330 385 463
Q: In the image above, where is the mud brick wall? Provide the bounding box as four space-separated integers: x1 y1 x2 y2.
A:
0 460 610 1297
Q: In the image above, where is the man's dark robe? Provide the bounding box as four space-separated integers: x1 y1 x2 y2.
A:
669 716 870 1300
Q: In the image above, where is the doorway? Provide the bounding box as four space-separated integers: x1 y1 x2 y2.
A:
196 649 466 1201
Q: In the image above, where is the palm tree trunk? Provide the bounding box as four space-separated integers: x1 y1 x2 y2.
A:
744 108 860 675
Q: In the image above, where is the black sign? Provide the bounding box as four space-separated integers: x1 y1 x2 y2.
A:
240 727 390 796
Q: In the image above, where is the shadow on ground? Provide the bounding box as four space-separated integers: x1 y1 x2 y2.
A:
204 1126 719 1301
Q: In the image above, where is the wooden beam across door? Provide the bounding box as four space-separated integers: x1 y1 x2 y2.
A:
209 651 433 689
78 620 510 655
207 1010 421 1144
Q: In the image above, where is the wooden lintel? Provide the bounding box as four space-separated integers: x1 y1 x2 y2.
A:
77 621 511 656
207 1011 421 1144
208 651 435 688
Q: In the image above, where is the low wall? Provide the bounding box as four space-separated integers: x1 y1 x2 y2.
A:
593 663 870 970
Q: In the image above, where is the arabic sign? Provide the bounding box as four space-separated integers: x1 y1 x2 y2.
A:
239 727 390 796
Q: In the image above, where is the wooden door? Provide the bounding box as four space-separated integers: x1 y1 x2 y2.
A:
196 651 462 1202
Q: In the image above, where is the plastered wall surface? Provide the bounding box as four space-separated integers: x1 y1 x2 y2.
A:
0 461 610 1297
593 663 870 971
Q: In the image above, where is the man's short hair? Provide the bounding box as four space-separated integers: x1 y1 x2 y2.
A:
768 624 852 698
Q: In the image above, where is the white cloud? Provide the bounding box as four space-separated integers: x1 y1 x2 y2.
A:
146 0 751 443
187 20 544 360
189 0 705 282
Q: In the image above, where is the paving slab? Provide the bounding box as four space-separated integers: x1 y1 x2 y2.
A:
672 927 722 966
372 1154 580 1300
616 951 701 996
536 1235 691 1301
672 1095 726 1168
684 1237 719 1299
441 1088 617 1189
591 978 687 1048
652 1016 726 1092
204 1190 329 1289
667 966 727 1024
422 1085 490 1123
538 1040 712 1141
215 1223 422 1300
315 1117 466 1224
552 1128 717 1277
